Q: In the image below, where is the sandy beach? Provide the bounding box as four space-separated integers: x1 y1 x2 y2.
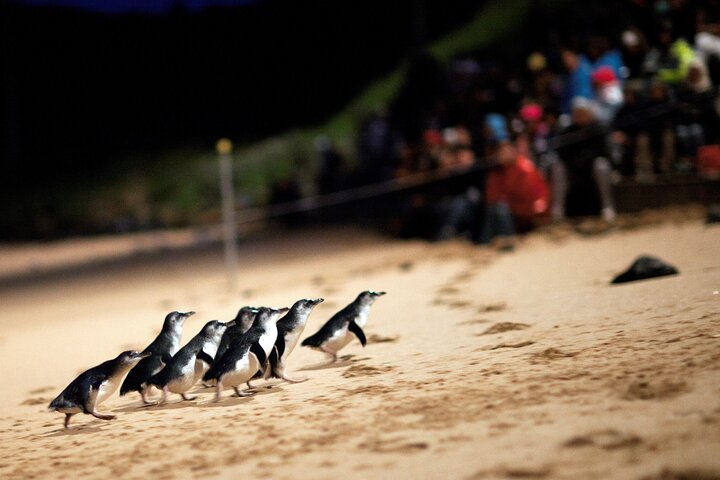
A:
1 211 718 480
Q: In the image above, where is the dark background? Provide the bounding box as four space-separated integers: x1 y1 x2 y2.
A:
1 0 486 191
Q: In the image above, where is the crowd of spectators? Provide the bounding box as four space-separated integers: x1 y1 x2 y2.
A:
315 0 720 248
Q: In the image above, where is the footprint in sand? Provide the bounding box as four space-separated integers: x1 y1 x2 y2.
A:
358 436 429 454
477 302 508 313
531 348 581 362
639 468 720 480
488 341 535 350
398 261 413 272
470 466 551 479
621 379 688 400
480 322 530 335
458 318 490 326
367 334 400 344
21 397 51 406
563 429 642 450
437 285 460 295
342 364 395 378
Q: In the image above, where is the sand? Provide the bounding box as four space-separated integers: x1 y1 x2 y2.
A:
0 213 719 480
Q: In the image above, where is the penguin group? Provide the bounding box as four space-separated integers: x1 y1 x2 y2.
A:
48 290 386 428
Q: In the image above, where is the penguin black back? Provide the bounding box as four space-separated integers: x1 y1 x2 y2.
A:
49 350 149 428
148 320 228 388
301 290 385 351
216 306 258 361
268 298 323 382
203 323 263 381
120 311 193 396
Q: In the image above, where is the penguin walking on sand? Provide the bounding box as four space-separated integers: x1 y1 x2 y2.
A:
49 350 150 428
266 298 324 383
216 306 258 361
146 320 230 404
203 306 288 401
120 311 193 404
301 290 385 362
203 307 259 388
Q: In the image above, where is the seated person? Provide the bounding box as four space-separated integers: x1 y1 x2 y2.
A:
480 139 550 248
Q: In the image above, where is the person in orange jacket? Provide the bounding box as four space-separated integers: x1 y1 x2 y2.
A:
479 139 550 248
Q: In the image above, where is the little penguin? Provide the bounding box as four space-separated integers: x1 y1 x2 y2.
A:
216 306 259 361
203 307 259 388
203 306 288 401
266 298 324 383
301 290 385 362
120 311 193 404
147 320 230 403
49 350 150 428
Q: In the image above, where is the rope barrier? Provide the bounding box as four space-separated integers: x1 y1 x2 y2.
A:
232 89 719 226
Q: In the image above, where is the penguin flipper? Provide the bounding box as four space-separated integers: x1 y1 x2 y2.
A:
275 335 286 361
249 342 267 366
197 350 214 366
348 321 367 347
301 333 320 348
84 384 99 414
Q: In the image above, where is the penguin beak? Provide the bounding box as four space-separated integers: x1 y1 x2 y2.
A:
372 291 386 297
312 298 324 305
134 351 151 359
182 311 196 317
226 320 236 328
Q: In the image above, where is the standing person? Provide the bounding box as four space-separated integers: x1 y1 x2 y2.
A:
560 48 594 115
480 139 549 249
591 66 625 127
550 97 617 222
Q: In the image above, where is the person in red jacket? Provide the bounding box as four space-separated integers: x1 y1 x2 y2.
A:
480 139 550 248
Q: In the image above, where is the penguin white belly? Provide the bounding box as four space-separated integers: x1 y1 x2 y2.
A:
202 338 220 359
96 375 123 404
193 359 210 384
259 332 277 356
167 361 196 393
282 331 302 361
221 354 258 387
354 306 370 327
322 326 352 353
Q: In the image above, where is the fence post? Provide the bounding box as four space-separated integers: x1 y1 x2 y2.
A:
217 138 238 291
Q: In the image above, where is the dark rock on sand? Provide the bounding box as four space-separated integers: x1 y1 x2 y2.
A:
611 256 679 284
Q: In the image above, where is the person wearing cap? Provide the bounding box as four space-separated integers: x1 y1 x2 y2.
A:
517 103 551 171
591 66 625 127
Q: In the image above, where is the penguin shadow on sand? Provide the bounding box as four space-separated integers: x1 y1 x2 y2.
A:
42 421 107 437
199 394 258 409
115 396 203 413
299 354 370 371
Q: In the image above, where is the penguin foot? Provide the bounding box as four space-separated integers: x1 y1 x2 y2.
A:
91 411 116 421
64 413 74 429
232 387 255 397
181 394 197 401
281 373 308 383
